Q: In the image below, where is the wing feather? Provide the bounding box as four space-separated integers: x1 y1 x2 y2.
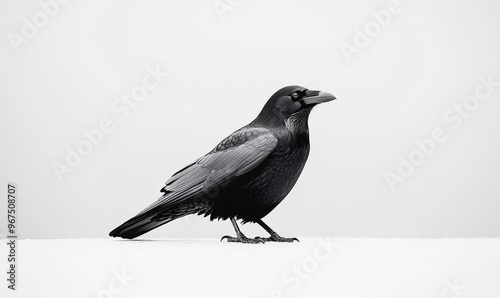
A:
135 127 278 217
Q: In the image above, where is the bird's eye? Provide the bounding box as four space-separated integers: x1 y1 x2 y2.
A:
291 92 301 100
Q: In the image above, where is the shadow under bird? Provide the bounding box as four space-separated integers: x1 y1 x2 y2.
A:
109 85 336 243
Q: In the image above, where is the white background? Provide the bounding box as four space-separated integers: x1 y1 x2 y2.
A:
1 0 499 239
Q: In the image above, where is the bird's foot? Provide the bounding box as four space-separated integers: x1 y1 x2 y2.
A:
256 233 299 243
221 233 265 244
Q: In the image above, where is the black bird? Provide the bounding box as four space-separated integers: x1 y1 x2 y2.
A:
109 85 336 243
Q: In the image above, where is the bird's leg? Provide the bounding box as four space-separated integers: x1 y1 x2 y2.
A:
255 219 299 243
221 217 264 244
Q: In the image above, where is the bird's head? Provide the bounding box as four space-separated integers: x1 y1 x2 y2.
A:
253 85 336 126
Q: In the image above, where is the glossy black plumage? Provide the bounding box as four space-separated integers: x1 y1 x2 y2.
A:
109 85 335 242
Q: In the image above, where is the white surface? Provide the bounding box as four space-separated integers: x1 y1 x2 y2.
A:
1 238 499 297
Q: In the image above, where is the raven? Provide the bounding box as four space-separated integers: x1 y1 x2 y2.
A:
109 85 335 243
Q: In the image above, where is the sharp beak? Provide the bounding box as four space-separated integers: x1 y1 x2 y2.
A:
301 90 336 106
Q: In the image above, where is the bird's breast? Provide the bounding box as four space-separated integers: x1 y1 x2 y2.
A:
210 126 312 221
245 134 311 209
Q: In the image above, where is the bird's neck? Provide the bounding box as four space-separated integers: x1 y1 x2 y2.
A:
252 108 312 144
252 108 283 128
253 107 312 128
284 110 311 142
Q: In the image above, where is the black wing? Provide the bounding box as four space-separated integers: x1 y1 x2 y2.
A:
109 127 278 238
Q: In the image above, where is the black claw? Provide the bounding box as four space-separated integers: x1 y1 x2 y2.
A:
255 238 265 244
221 235 264 244
255 235 299 243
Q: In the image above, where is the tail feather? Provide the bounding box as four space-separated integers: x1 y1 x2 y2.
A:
109 196 210 239
109 216 176 239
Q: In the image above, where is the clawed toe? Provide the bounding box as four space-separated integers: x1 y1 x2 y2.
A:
221 234 264 244
256 234 299 243
220 235 235 242
221 218 296 244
